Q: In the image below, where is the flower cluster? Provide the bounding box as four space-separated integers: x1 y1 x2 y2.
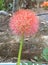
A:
9 9 39 36
41 1 48 9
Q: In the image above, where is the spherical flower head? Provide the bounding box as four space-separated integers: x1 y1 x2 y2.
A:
9 9 39 36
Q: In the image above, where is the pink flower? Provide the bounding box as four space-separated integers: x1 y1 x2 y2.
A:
9 9 39 36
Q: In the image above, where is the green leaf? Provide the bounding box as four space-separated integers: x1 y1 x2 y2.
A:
26 61 32 65
42 48 48 61
0 0 4 10
16 62 44 65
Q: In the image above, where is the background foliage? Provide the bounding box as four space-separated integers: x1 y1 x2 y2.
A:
0 0 4 10
0 0 13 11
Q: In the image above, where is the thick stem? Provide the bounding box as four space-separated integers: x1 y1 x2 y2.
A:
17 35 24 65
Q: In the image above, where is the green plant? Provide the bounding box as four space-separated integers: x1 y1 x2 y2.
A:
0 0 5 10
42 48 48 62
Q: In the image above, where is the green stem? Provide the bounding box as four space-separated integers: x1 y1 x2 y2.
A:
17 35 24 65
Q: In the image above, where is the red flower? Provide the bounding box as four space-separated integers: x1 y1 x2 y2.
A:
9 9 39 36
